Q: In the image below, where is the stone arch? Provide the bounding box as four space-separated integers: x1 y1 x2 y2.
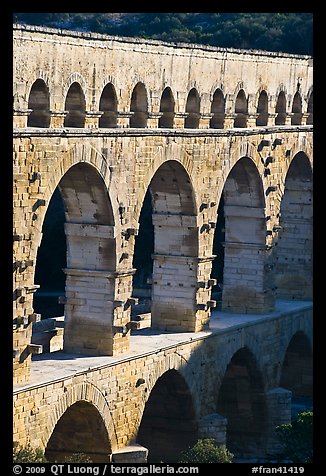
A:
185 87 201 128
275 90 287 125
63 72 87 99
280 331 313 397
136 368 198 462
64 82 86 128
27 78 50 127
32 154 118 355
99 83 118 128
132 159 200 331
234 89 248 127
213 156 271 313
216 346 267 457
291 91 303 125
43 382 117 461
275 151 313 300
256 90 269 126
210 88 225 128
130 82 148 127
159 87 175 128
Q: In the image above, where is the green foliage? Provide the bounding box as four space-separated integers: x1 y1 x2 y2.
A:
63 453 93 463
13 442 47 463
178 439 233 463
13 13 312 55
276 410 313 463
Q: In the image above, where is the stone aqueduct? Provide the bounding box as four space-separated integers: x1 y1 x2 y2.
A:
13 24 313 462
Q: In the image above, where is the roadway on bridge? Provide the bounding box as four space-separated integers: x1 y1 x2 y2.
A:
13 299 312 392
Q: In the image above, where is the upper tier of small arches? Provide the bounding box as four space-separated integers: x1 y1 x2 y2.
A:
19 79 313 129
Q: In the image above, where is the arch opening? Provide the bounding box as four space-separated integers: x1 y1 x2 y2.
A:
64 82 86 128
256 91 268 126
291 92 303 125
33 188 66 322
234 90 248 128
33 162 116 355
212 157 271 313
132 189 154 316
99 83 118 128
137 369 198 463
130 82 148 128
185 88 200 128
280 331 313 420
275 152 313 300
27 79 50 128
45 401 111 462
217 347 267 458
133 160 198 331
210 89 225 129
159 87 175 128
275 91 286 125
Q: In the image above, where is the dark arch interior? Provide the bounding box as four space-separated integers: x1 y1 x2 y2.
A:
137 370 198 463
256 91 268 126
291 92 303 125
280 332 313 398
27 79 50 128
132 189 154 313
185 88 200 128
216 347 267 457
45 401 111 462
210 89 225 128
211 193 225 308
275 91 286 125
159 87 175 128
64 82 86 128
130 82 148 127
99 83 118 127
33 188 66 319
234 90 248 127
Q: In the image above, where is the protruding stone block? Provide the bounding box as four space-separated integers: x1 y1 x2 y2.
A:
112 444 148 463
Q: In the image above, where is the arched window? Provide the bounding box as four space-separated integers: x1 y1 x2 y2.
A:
159 87 175 128
27 79 50 128
64 82 86 128
99 83 118 128
210 89 225 128
256 90 268 126
291 92 303 125
130 82 148 128
275 91 286 125
234 89 248 127
307 92 313 125
185 88 200 128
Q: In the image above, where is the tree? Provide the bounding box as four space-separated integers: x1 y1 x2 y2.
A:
178 439 233 463
13 443 47 463
276 410 313 463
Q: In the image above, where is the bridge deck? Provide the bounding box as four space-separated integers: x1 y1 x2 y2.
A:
13 299 312 393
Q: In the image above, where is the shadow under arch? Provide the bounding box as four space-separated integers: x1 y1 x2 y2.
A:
136 368 198 463
216 346 267 457
280 330 313 398
44 382 116 462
